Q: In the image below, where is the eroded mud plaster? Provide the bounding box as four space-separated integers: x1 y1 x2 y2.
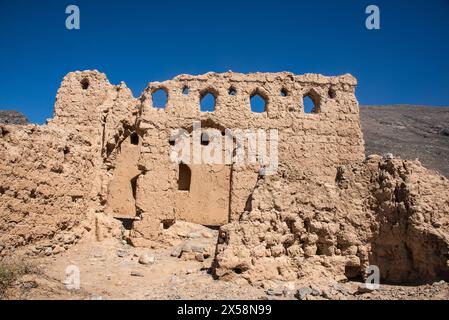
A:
1 70 448 285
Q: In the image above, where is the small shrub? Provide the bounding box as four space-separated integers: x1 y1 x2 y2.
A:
0 259 38 299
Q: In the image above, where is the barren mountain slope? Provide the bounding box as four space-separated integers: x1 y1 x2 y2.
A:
360 105 449 178
0 110 28 125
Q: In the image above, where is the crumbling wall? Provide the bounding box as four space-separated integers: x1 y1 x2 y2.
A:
213 156 449 285
0 71 367 250
367 157 449 283
0 124 95 256
1 70 448 287
131 72 365 244
49 70 140 206
0 70 139 256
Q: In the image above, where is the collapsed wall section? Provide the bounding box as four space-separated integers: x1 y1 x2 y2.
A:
213 156 449 285
0 70 140 256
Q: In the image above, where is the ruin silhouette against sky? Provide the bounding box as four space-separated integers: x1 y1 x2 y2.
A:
0 0 448 123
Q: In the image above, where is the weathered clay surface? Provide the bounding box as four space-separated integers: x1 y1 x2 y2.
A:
213 156 449 284
0 124 94 255
132 71 365 241
1 70 448 288
0 71 136 256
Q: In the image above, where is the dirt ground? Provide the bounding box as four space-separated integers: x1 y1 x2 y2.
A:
3 236 449 300
5 238 265 300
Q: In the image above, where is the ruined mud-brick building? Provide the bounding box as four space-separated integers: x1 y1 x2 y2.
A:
1 71 449 285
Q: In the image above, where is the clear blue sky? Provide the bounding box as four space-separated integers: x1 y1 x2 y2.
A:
1 0 449 123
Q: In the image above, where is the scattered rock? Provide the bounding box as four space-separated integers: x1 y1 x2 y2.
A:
181 252 197 261
357 283 375 294
138 252 156 265
186 269 196 275
383 152 394 160
310 284 322 296
283 282 296 292
266 288 283 296
195 253 204 262
322 290 333 299
295 287 312 300
52 245 64 255
282 288 292 296
171 239 214 261
170 247 182 258
130 271 144 277
116 249 127 258
331 283 350 295
21 281 38 291
63 234 75 245
161 220 218 240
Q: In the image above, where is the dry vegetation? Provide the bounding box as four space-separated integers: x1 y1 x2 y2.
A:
0 259 39 299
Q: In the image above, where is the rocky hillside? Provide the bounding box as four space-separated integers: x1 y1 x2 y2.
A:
360 105 449 178
0 110 28 125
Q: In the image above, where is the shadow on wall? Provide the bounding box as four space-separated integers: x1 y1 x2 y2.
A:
370 224 449 284
105 131 142 220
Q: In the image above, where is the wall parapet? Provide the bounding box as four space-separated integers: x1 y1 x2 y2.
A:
139 71 359 123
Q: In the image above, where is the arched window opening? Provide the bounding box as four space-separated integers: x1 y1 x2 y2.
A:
250 93 267 113
182 86 189 95
303 91 321 114
200 92 216 112
152 88 168 109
